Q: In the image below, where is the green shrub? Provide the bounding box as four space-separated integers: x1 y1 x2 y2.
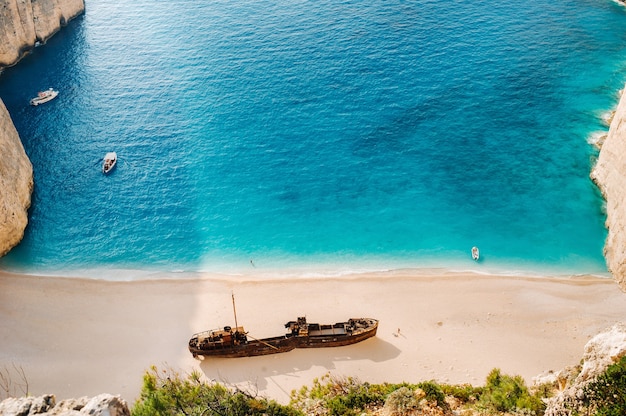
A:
583 355 626 416
382 382 454 416
290 374 385 416
131 366 301 416
417 380 448 408
131 366 555 416
478 368 545 415
440 382 482 403
383 386 422 415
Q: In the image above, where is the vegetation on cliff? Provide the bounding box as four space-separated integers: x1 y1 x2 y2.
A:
131 366 299 416
130 367 550 416
4 339 626 415
576 355 626 416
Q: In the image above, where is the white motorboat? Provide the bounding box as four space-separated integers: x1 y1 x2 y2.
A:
30 88 58 106
471 246 480 261
102 152 117 174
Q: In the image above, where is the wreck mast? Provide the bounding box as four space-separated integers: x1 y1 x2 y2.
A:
232 291 239 331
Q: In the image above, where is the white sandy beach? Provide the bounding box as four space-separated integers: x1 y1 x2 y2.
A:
1 269 625 406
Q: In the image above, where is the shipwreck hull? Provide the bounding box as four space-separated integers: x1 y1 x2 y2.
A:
189 318 379 358
297 324 378 348
190 335 296 358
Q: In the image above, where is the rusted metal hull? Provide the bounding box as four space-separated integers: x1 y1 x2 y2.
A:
296 322 378 348
190 335 296 358
189 318 378 359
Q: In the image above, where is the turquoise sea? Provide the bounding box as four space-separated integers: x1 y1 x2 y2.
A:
1 0 626 279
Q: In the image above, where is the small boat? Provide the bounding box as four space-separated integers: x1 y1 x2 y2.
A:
30 88 58 106
188 294 379 359
471 246 480 261
102 152 117 174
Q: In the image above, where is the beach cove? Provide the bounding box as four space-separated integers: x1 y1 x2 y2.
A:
1 269 625 404
3 0 626 409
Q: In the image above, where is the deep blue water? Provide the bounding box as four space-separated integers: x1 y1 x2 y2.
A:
1 0 626 278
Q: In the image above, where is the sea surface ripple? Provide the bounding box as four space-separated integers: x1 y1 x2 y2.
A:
1 0 626 279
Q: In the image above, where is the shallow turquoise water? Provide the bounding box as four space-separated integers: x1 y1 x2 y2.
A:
1 0 626 278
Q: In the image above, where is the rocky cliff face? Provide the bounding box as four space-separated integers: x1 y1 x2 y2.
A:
0 0 85 68
0 0 83 256
0 99 33 256
539 323 626 416
0 393 130 416
591 86 626 291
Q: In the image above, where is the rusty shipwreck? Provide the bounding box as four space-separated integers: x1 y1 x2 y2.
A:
188 295 378 358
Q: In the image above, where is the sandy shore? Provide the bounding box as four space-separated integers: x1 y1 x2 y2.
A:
0 269 625 406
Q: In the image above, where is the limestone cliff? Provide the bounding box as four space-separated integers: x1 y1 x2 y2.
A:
0 99 33 256
0 393 130 416
591 86 626 291
0 0 85 68
0 0 83 256
539 323 626 416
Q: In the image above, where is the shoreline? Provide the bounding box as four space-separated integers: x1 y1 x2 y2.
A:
1 268 624 405
0 259 612 282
